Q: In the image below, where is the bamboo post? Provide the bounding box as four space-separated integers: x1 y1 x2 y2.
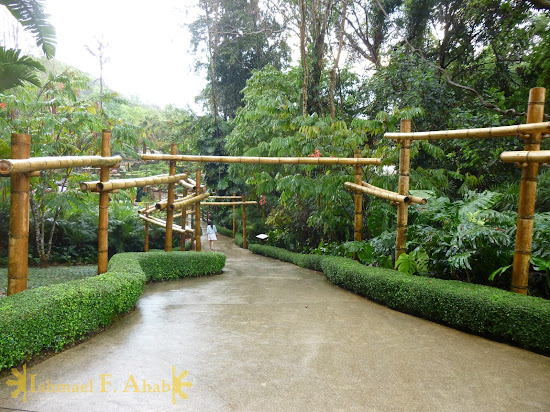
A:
233 192 236 238
7 133 31 295
195 169 201 251
144 202 149 252
511 87 546 294
165 143 177 251
395 119 411 262
98 130 111 275
354 149 362 260
181 187 188 251
143 143 148 197
158 186 161 201
242 194 247 249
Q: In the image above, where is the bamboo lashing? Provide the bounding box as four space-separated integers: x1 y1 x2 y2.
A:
361 181 427 205
98 130 111 275
395 119 412 261
165 143 177 251
354 149 362 260
0 155 121 175
385 122 550 141
511 87 546 294
170 192 210 211
7 133 31 295
138 214 194 234
201 201 258 206
345 182 410 204
195 170 202 251
141 154 382 166
95 173 187 191
500 150 550 164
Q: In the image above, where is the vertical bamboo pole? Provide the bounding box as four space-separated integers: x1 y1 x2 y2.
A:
7 133 31 295
142 143 148 197
242 194 247 249
98 130 111 275
511 87 546 294
395 119 411 262
195 169 202 251
144 203 150 252
165 143 177 251
232 192 236 238
353 149 362 260
181 187 188 251
158 186 161 201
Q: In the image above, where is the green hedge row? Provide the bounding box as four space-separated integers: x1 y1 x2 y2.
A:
217 226 244 248
0 251 226 370
249 244 550 353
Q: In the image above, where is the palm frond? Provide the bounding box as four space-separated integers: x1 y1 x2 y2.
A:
0 0 56 58
0 46 45 91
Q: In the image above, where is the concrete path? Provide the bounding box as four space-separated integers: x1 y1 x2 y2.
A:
1 234 549 411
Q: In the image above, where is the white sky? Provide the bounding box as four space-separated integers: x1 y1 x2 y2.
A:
3 0 207 112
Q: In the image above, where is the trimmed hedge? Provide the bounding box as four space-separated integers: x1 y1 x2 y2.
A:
249 244 550 353
217 226 245 248
0 251 226 370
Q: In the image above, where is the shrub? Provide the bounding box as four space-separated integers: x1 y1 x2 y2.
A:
0 251 226 370
249 244 550 353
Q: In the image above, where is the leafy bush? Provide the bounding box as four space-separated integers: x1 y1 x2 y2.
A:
249 244 550 353
0 251 226 370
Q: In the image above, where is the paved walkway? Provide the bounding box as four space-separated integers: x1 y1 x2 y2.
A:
1 234 549 411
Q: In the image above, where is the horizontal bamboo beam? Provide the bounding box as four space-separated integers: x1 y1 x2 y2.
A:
209 195 242 199
345 182 410 204
141 154 381 166
500 150 550 164
170 192 210 211
385 122 550 141
0 155 121 175
156 194 194 210
96 173 188 192
202 201 258 206
361 181 427 205
178 179 194 189
138 214 194 234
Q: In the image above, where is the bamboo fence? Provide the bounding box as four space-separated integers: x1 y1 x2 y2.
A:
0 155 121 175
141 154 382 166
385 121 550 141
500 150 550 164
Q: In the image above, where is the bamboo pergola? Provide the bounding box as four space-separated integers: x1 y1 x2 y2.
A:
385 87 547 294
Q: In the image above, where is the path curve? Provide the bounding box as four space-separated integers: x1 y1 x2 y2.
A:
1 233 549 411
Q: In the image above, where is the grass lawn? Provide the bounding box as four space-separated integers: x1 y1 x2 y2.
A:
0 265 97 298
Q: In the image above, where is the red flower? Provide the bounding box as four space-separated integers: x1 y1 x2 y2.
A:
309 149 321 157
0 102 7 110
259 195 267 206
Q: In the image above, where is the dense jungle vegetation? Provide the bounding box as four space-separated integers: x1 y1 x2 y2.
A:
1 0 549 297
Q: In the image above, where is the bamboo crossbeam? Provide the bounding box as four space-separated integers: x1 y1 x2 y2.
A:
96 173 188 191
0 155 121 175
385 122 550 141
170 192 210 211
201 201 258 206
141 154 381 166
500 150 550 164
178 179 194 189
80 181 100 191
360 182 427 205
138 214 194 234
209 195 242 199
156 194 194 210
345 182 410 204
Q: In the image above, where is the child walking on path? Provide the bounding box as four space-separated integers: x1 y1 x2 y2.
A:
206 220 218 250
